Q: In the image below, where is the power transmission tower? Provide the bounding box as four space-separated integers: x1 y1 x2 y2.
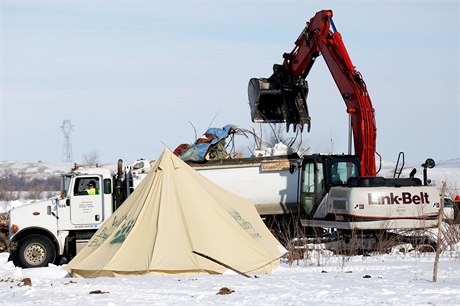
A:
61 120 74 162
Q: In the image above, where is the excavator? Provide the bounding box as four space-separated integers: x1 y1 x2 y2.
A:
248 9 376 177
247 9 441 244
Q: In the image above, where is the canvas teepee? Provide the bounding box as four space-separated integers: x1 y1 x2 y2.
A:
65 148 286 278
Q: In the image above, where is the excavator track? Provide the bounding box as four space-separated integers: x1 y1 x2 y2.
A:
287 229 437 257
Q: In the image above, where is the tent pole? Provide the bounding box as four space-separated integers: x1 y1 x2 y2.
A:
192 251 251 278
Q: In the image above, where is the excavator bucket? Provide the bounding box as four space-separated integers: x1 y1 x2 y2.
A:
248 75 311 132
248 78 284 123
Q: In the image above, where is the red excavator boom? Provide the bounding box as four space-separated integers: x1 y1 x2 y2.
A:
248 10 377 176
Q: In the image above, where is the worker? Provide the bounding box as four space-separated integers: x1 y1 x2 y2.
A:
86 181 97 195
331 164 342 184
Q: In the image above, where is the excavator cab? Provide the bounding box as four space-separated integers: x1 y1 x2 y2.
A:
248 65 311 133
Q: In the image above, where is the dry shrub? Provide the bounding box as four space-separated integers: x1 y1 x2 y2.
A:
441 221 460 251
267 211 457 268
375 230 406 254
263 214 309 266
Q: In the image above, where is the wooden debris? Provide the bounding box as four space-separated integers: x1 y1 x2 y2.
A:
217 287 235 295
21 278 32 286
89 290 109 294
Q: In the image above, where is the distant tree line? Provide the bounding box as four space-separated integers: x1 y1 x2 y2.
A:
0 169 60 201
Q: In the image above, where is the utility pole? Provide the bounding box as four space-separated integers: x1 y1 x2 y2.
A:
61 120 74 162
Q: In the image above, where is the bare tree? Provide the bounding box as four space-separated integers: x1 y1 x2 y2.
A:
433 181 447 282
83 151 100 167
27 181 47 200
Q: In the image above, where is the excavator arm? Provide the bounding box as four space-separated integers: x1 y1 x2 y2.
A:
248 10 377 176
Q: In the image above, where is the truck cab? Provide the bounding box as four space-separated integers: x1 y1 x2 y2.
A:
8 167 117 268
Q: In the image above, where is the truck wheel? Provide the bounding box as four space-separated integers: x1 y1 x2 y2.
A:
14 235 56 268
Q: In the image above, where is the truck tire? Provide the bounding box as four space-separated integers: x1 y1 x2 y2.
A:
13 235 56 268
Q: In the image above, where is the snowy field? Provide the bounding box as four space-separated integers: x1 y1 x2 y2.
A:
0 159 459 305
0 251 459 305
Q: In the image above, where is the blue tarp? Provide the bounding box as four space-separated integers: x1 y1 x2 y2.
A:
179 124 234 162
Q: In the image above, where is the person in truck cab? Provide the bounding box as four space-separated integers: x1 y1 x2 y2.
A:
86 181 98 195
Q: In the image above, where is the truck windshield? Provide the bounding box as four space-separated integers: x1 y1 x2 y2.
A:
61 175 72 197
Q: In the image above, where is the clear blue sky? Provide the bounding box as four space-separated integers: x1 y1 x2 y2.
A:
1 0 459 165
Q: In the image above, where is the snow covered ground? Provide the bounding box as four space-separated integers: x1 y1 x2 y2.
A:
0 251 459 305
0 159 458 305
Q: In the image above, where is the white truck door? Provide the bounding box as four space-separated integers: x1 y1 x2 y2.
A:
70 176 104 225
